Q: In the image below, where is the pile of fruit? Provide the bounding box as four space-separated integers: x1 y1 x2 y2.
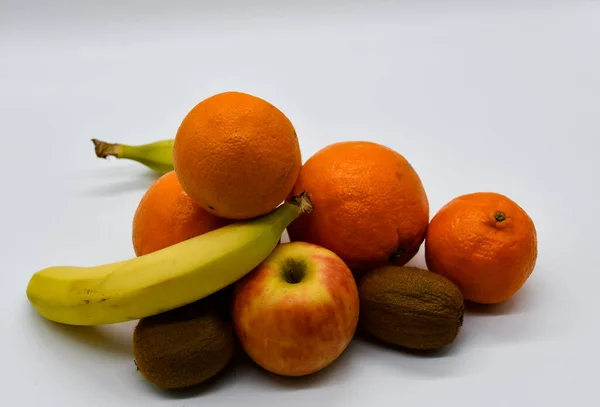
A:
26 91 538 390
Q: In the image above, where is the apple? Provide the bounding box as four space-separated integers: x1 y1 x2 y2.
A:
231 241 360 377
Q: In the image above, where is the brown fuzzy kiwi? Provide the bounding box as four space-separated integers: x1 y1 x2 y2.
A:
133 289 235 389
358 266 464 350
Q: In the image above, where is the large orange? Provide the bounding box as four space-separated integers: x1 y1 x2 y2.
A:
172 91 302 220
424 192 538 304
132 171 230 256
287 141 429 274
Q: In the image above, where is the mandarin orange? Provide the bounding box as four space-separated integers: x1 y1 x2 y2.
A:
425 192 538 304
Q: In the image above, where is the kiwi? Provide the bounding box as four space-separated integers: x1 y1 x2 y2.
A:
358 266 464 350
133 289 235 389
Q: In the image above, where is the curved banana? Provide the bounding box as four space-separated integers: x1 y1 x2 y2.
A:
26 193 313 326
92 138 174 174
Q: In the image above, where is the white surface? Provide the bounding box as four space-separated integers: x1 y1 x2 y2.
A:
1 0 599 405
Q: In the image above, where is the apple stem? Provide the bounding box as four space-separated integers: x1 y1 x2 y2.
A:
282 259 307 284
285 269 302 284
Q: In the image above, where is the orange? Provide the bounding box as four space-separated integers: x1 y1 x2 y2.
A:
132 171 230 256
287 141 429 274
172 91 302 220
424 192 538 304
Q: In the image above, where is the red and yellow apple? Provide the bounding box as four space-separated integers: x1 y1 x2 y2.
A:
231 241 360 376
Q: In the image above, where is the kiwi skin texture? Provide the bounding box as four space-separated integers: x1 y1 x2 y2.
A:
358 266 464 351
133 288 235 389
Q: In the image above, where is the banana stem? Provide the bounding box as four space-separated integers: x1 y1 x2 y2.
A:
92 139 124 159
290 191 314 214
91 138 175 174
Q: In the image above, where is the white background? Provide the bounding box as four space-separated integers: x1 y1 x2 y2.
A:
1 0 599 406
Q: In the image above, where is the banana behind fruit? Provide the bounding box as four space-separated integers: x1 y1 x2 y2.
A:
92 138 174 174
26 193 313 326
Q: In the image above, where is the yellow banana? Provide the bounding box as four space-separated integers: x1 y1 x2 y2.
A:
26 193 313 326
92 138 174 174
